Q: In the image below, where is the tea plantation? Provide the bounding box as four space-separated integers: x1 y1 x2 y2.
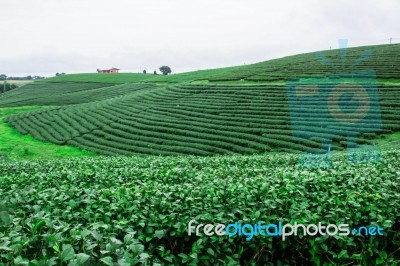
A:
0 151 399 265
1 44 400 156
0 44 400 265
2 82 400 156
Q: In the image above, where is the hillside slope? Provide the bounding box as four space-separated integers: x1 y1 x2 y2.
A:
204 43 400 82
22 43 400 85
0 83 158 107
1 44 400 156
3 82 400 156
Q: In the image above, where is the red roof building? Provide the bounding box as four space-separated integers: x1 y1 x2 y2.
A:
97 68 120 74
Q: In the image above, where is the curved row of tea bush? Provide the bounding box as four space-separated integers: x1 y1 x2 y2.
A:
0 82 159 107
4 83 400 156
2 44 398 89
205 44 400 83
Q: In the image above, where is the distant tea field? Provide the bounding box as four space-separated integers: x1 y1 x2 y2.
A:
2 82 400 156
3 80 34 87
0 44 399 265
1 44 400 157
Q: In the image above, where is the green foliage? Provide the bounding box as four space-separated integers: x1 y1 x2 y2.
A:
0 83 158 107
38 73 157 84
0 151 399 265
159 66 172 75
1 45 399 157
2 82 400 156
0 107 97 159
0 41 399 266
5 44 399 87
205 44 400 83
0 82 17 94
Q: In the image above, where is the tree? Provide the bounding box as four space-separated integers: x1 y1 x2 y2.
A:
0 82 17 94
153 70 157 75
159 66 172 75
143 70 147 74
0 74 6 81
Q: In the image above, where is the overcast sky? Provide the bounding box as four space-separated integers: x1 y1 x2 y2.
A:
0 0 399 77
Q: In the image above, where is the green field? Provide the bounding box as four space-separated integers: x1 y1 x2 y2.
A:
2 82 400 156
0 107 96 159
3 80 34 87
0 44 399 265
0 83 159 107
1 151 399 265
39 73 158 84
1 44 400 157
35 43 400 84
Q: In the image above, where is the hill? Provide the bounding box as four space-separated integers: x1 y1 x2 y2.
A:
3 82 400 156
203 43 400 82
35 43 400 84
1 44 400 265
38 73 157 84
1 44 400 156
0 82 158 107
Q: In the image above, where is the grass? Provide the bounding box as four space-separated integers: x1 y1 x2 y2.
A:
379 79 400 85
3 80 34 87
374 131 400 150
0 106 96 159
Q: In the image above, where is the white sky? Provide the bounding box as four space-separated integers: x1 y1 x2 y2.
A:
0 0 399 77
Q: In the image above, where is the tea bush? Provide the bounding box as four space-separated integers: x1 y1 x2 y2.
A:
0 151 399 265
4 83 400 156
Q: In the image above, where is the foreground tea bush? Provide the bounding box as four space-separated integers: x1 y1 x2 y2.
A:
0 151 399 265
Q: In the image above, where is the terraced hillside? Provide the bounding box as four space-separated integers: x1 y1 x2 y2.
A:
150 43 400 83
1 44 400 156
203 43 400 83
0 83 158 106
2 82 400 156
20 43 400 85
40 73 158 84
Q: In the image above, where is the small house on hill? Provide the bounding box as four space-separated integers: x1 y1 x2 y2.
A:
97 68 120 74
